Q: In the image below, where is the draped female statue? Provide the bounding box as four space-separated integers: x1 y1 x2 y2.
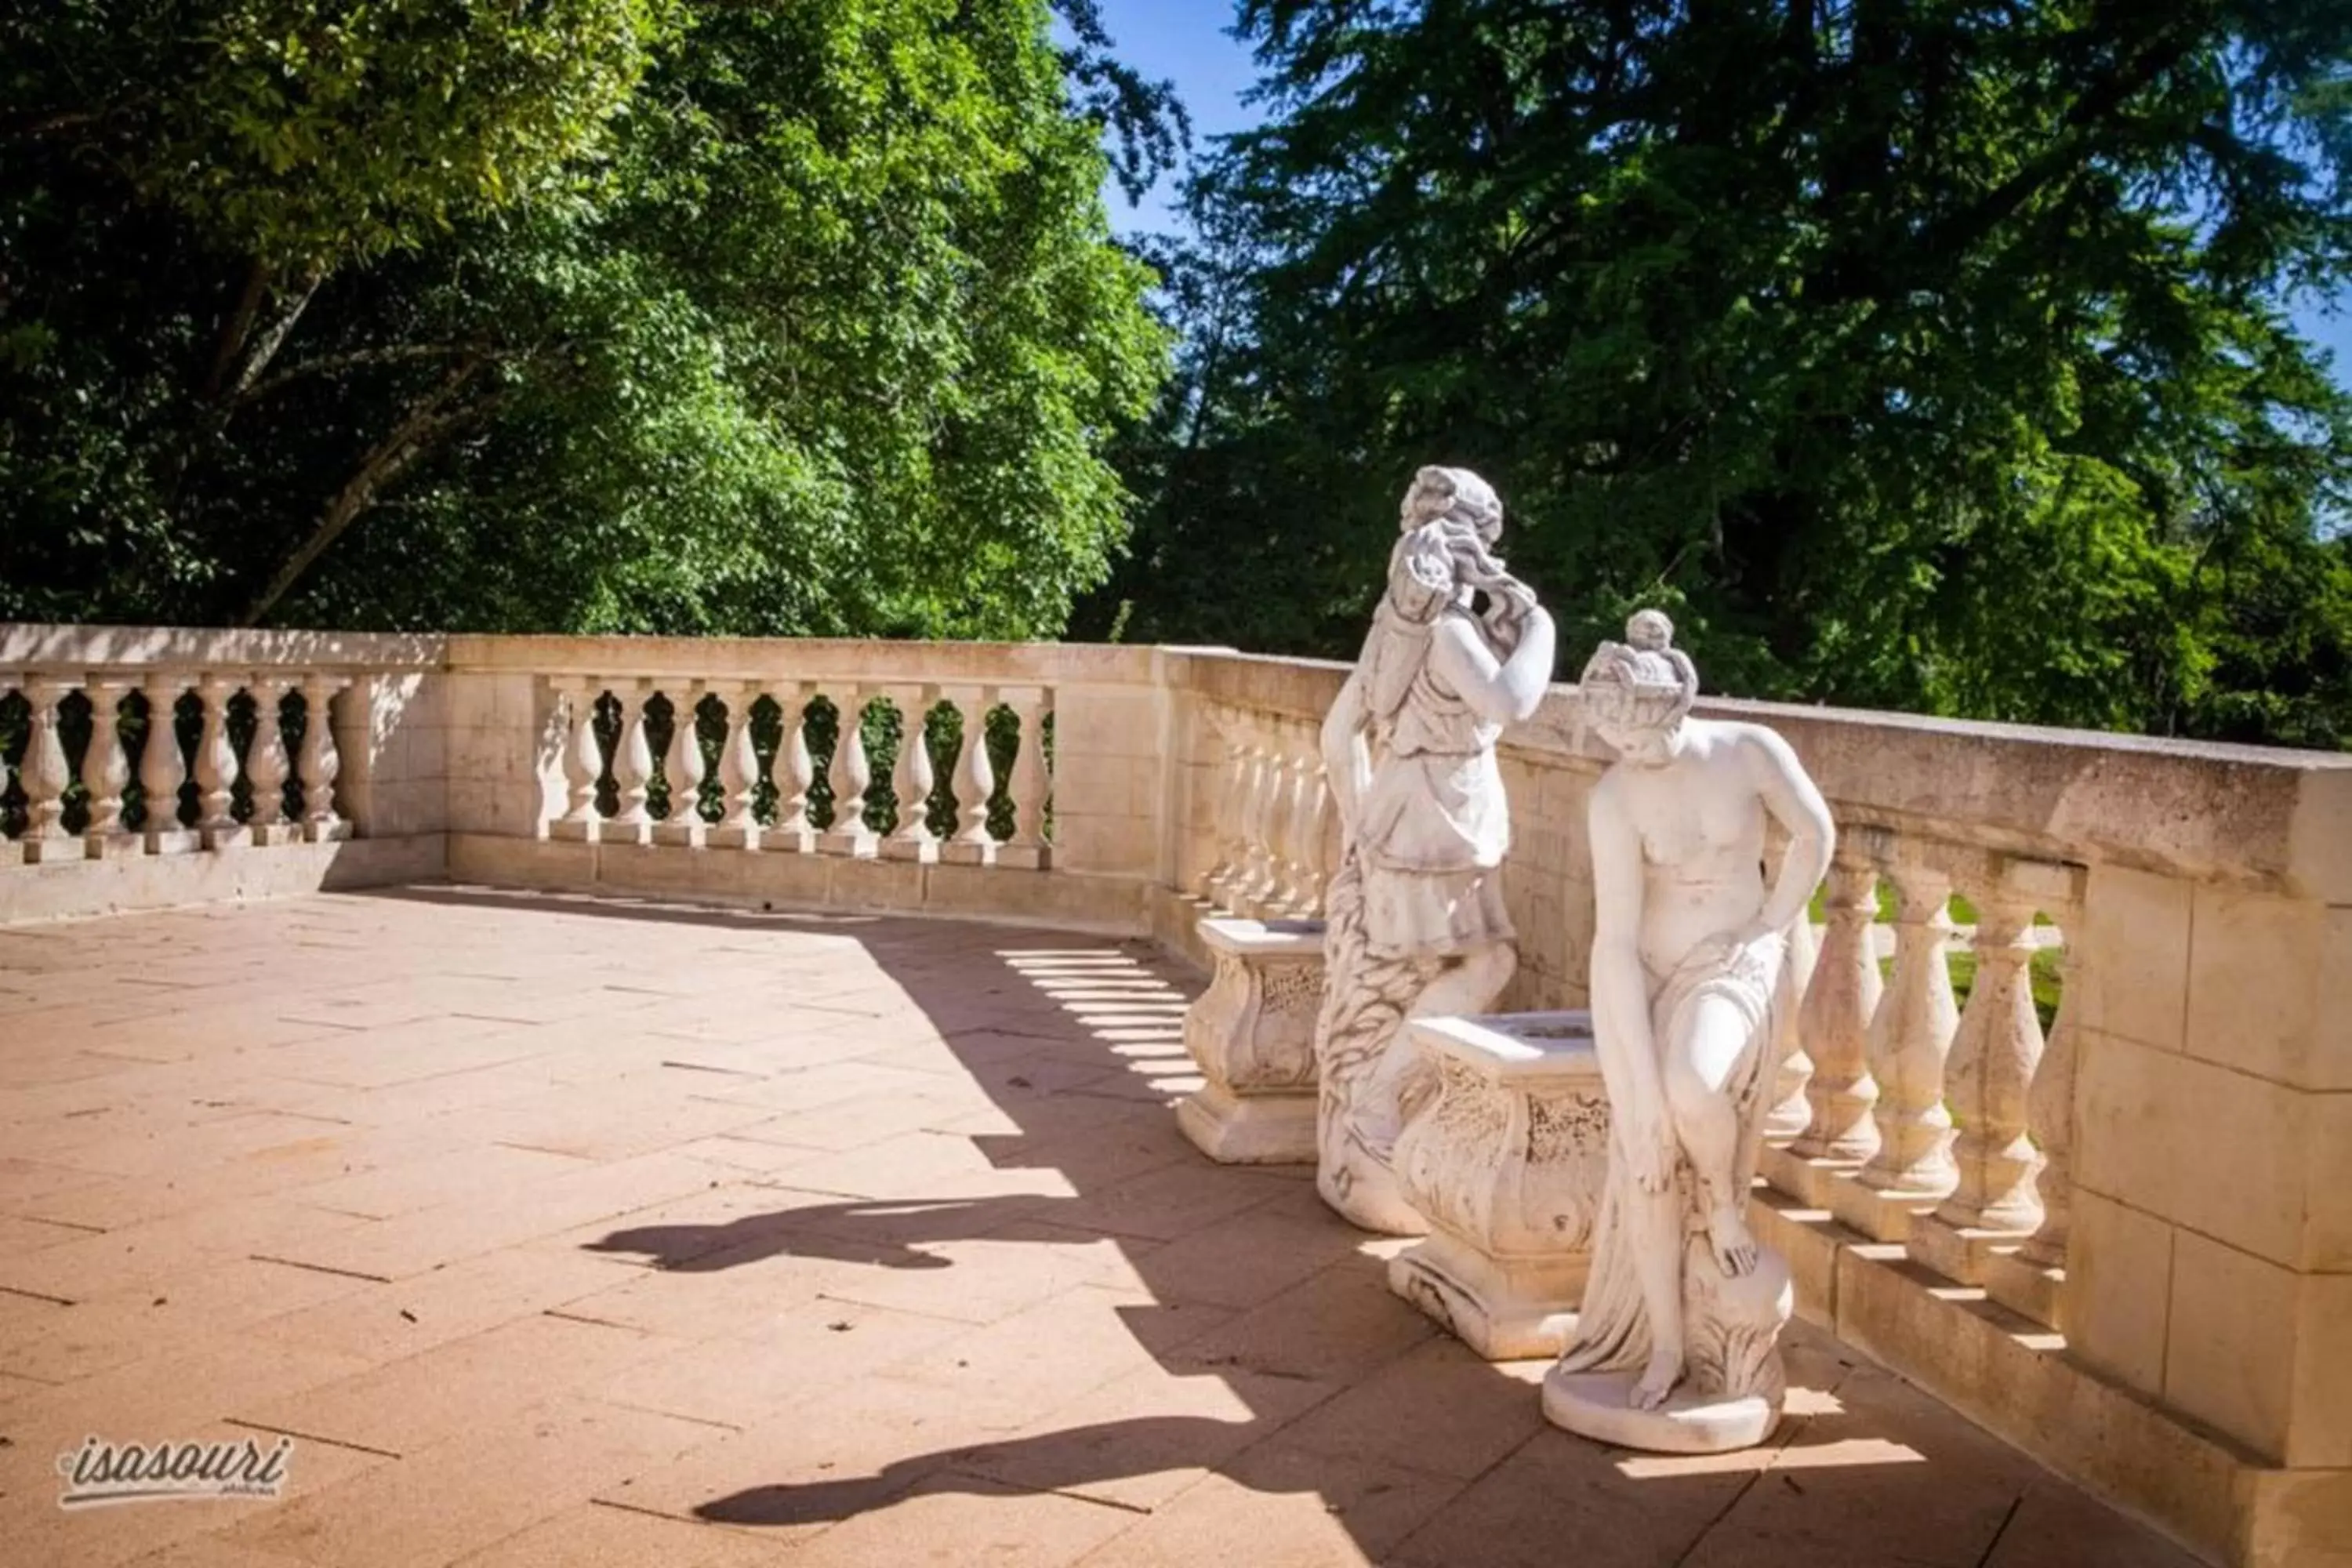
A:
1313 466 1556 1234
1544 611 1834 1451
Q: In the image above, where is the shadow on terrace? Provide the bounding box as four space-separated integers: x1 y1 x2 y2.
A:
379 884 2187 1568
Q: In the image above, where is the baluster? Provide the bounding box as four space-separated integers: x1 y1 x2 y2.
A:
550 681 605 842
709 681 764 851
1257 723 1295 916
1277 736 1317 913
1298 759 1333 916
1854 861 1961 1223
245 675 295 844
1763 906 1820 1139
609 681 655 844
140 673 198 854
1254 742 1295 916
0 673 17 839
1200 710 1245 902
950 688 996 862
822 688 877 856
775 685 818 851
1004 686 1052 870
1790 851 1882 1163
1912 865 2060 1286
81 680 136 858
1290 735 1325 913
1228 712 1265 907
299 674 350 840
2019 937 2080 1272
652 686 707 848
886 688 938 862
20 677 76 863
195 675 247 850
1261 719 1298 912
1237 717 1276 913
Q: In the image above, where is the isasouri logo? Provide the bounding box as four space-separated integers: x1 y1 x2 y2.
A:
55 1434 293 1508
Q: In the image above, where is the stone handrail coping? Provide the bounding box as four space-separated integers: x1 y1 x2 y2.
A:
445 634 1166 688
1169 648 2352 898
0 622 446 671
1410 1012 1601 1081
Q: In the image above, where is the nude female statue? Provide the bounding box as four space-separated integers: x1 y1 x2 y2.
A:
1313 466 1557 1234
1548 611 1833 1433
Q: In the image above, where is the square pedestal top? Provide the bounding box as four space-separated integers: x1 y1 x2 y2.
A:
1409 1011 1600 1083
1198 915 1327 955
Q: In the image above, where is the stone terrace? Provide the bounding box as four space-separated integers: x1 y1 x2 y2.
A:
0 887 2194 1567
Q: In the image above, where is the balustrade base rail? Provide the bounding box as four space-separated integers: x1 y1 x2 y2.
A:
1747 1187 2259 1564
0 833 446 925
445 833 1145 935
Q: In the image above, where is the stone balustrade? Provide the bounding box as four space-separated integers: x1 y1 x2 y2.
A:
0 667 354 862
0 626 450 916
535 671 1054 869
1191 696 1335 924
2 622 2347 1566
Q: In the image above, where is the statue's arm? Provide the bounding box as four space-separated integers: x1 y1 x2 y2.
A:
1320 670 1372 832
1428 606 1557 726
1742 726 1836 936
1589 779 1674 1193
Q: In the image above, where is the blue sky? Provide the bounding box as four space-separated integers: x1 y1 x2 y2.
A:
1091 0 2352 390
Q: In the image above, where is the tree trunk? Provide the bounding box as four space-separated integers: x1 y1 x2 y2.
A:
238 358 496 627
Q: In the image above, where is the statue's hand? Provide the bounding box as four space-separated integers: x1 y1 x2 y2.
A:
1700 920 1779 979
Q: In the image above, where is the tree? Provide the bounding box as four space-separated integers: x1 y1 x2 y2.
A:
1 0 1174 638
1091 0 2352 746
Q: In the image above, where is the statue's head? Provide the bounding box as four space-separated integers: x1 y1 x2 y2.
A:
1580 609 1698 764
1399 465 1504 546
1388 466 1522 627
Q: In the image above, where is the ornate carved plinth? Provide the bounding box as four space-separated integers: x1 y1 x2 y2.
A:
1175 917 1325 1164
1387 1011 1610 1359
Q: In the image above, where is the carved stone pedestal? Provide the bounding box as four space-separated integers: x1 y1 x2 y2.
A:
1175 917 1325 1164
1387 1012 1610 1359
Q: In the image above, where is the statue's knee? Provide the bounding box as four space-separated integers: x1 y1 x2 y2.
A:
1662 1057 1708 1125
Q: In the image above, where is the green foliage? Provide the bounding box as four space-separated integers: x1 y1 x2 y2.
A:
156 0 674 272
1 1 1173 637
1083 0 2352 749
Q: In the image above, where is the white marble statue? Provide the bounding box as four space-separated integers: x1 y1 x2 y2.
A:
1312 466 1556 1234
1543 611 1834 1453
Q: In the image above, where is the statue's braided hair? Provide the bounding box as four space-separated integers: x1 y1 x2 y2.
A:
1359 466 1537 724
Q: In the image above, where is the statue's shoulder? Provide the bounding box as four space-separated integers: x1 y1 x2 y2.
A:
1588 761 1636 817
1697 716 1794 757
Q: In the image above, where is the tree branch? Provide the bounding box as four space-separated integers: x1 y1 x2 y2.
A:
239 358 505 627
223 267 324 403
204 260 273 402
1907 16 2209 266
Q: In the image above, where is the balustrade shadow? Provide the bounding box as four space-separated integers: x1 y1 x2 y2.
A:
358 884 2190 1567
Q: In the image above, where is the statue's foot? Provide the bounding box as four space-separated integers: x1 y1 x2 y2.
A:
1708 1203 1759 1277
1632 1348 1682 1411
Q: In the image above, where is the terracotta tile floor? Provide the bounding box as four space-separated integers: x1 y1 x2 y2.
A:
0 887 2200 1566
